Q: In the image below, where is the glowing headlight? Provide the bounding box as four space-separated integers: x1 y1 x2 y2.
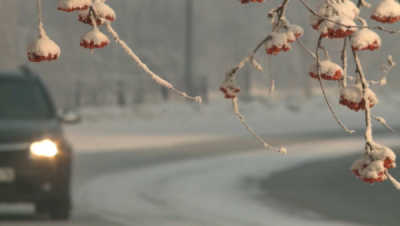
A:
30 140 58 157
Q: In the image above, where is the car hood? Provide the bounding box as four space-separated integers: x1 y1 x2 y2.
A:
0 119 62 144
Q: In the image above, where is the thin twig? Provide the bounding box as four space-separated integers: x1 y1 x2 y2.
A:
372 115 400 137
352 50 373 148
298 0 399 34
226 36 270 78
316 37 355 134
340 37 348 87
232 98 286 154
36 0 46 37
296 39 316 59
269 0 291 31
268 55 275 94
88 8 201 103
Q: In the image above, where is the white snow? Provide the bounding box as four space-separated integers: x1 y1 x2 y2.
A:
309 60 343 77
27 36 61 58
265 32 289 49
371 142 396 162
81 27 110 45
340 84 378 104
371 0 400 18
80 0 116 21
58 0 91 11
319 15 358 34
359 160 386 179
350 29 381 50
77 137 400 226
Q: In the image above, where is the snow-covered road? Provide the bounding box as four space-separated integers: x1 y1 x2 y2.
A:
76 137 399 226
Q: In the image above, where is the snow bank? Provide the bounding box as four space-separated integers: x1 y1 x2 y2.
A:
63 95 400 153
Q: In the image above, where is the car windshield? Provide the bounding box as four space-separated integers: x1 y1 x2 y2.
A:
0 79 54 120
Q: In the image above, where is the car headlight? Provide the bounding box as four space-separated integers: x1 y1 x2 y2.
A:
30 140 58 157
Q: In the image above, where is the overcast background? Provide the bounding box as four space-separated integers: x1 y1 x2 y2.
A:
0 0 399 108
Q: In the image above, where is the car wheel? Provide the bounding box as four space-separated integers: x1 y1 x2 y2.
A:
49 199 71 221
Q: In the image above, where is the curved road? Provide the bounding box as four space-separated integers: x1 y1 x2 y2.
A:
0 129 398 225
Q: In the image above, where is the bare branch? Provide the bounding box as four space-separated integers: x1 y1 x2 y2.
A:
352 50 373 150
232 98 286 154
296 39 316 59
372 115 400 137
226 35 270 78
340 38 348 87
316 37 355 134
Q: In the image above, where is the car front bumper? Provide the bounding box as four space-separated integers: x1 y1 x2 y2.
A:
0 148 71 203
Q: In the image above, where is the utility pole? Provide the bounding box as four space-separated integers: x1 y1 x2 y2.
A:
184 0 195 97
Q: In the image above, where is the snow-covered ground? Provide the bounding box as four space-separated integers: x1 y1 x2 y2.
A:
61 95 400 225
64 93 400 153
77 136 400 226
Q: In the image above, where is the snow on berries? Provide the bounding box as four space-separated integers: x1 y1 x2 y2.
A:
220 77 241 99
350 29 381 51
27 35 61 63
310 1 359 30
265 32 291 55
371 0 400 23
319 15 357 39
239 0 264 4
351 143 396 184
80 27 110 49
79 0 116 26
308 60 343 81
339 84 378 112
57 0 92 12
284 24 304 43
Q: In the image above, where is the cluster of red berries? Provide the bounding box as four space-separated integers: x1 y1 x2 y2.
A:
309 69 342 81
266 44 291 56
80 39 109 49
371 15 400 23
351 145 396 184
308 60 343 81
339 96 375 112
239 0 264 4
320 28 355 39
220 85 241 99
28 53 59 63
351 41 380 51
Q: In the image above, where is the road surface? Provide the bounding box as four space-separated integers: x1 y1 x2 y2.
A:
0 130 398 226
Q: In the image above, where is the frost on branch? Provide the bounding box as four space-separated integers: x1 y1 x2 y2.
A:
79 0 116 26
27 0 61 63
102 20 201 102
350 28 381 51
309 60 343 81
371 0 400 24
57 0 92 12
339 84 378 112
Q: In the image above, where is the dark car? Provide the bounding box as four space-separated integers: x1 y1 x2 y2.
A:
0 69 77 220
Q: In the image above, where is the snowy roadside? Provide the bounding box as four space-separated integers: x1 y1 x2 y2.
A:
63 97 400 153
77 136 400 226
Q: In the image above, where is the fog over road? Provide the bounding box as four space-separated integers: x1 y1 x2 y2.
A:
0 130 398 226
